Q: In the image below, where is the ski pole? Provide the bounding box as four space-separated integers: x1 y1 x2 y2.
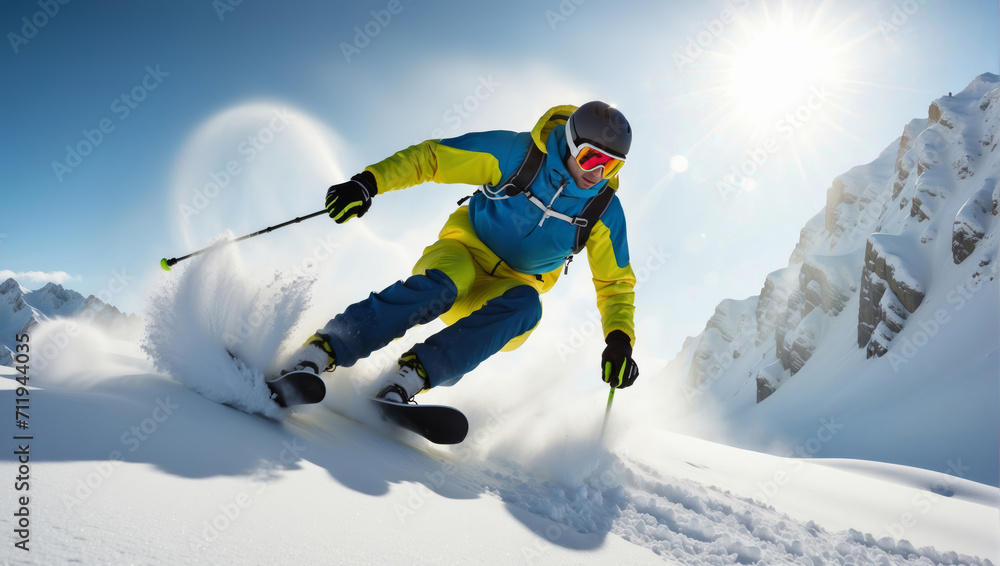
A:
600 386 615 438
160 209 327 271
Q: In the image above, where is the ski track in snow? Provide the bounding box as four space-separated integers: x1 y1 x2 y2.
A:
285 391 996 566
460 452 992 565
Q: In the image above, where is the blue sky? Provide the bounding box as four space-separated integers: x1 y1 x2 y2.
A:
2 0 998 364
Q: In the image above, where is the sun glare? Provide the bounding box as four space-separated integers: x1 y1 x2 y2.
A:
728 24 842 126
668 3 871 193
670 155 689 173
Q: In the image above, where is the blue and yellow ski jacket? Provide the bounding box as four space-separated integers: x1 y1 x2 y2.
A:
363 105 637 344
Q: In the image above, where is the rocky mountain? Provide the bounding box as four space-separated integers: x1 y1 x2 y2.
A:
669 73 999 405
0 277 141 367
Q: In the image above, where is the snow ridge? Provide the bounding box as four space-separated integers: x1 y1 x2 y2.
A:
0 277 140 367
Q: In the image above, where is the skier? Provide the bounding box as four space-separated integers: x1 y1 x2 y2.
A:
280 101 640 404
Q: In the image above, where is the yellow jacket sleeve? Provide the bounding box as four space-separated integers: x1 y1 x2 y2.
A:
586 221 637 346
363 140 503 193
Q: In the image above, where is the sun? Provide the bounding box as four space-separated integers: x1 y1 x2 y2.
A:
726 19 844 127
670 2 868 189
671 0 880 197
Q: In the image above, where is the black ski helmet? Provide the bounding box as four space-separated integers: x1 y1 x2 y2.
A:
565 101 632 159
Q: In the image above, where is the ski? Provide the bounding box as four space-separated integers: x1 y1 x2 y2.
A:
370 398 469 445
266 370 326 408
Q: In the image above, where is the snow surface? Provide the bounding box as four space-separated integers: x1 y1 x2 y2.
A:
1 243 997 564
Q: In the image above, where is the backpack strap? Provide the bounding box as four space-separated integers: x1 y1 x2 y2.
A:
468 110 571 202
572 185 615 254
563 184 615 274
456 130 617 274
457 138 548 206
500 141 547 197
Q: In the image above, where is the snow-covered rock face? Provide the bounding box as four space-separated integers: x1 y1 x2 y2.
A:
687 298 757 389
0 278 21 296
670 72 1000 406
0 278 28 314
953 177 998 264
32 282 82 314
0 278 141 367
857 233 928 358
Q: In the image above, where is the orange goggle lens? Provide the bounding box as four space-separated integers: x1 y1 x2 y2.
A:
575 146 625 179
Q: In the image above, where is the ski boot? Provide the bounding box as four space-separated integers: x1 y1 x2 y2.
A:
281 333 337 377
376 352 429 404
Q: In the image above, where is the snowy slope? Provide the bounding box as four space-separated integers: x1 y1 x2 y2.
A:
1 359 997 565
1 243 997 565
664 74 1000 488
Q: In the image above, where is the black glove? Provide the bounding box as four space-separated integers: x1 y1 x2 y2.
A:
325 171 378 224
601 330 638 388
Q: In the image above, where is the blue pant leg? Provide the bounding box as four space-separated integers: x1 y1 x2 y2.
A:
410 285 542 388
320 269 457 367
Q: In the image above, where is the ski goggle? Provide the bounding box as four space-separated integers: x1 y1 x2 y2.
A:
574 145 625 178
567 140 626 179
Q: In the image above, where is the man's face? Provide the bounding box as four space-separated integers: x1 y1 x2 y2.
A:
565 153 605 190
